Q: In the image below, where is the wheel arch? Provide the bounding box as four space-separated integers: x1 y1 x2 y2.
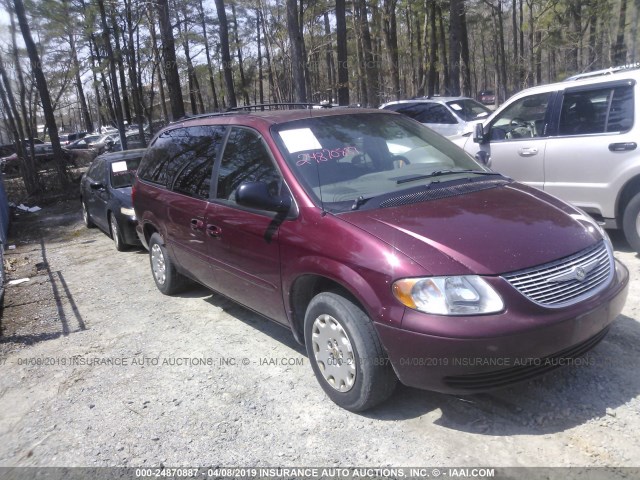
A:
287 269 381 347
617 174 640 224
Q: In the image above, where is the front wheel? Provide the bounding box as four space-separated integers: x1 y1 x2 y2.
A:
623 192 640 254
81 200 94 228
304 292 397 412
109 213 127 252
148 233 187 295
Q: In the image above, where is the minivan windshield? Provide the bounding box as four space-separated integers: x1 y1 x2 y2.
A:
274 112 496 213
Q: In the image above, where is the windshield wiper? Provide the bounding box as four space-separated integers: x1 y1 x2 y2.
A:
396 169 502 185
351 195 370 211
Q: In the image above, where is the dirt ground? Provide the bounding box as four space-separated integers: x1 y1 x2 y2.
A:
0 191 639 473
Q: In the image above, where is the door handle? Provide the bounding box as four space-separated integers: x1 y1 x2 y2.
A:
609 142 637 152
206 224 222 238
518 147 538 157
190 218 204 231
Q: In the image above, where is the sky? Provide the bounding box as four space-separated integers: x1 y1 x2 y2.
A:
0 8 9 43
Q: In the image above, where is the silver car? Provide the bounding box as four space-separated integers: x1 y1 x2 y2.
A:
379 97 491 137
457 65 640 253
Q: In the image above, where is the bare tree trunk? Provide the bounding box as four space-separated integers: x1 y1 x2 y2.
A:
197 0 220 110
4 0 39 191
157 0 185 119
259 8 278 103
335 0 349 105
257 9 264 105
437 3 449 95
323 11 335 102
13 0 69 188
123 0 146 146
147 8 169 121
110 11 132 126
286 0 307 102
98 0 127 148
214 0 237 108
231 3 251 105
175 8 199 115
355 0 379 106
383 0 401 100
428 0 438 96
613 0 628 64
448 0 462 95
0 50 38 193
460 7 472 96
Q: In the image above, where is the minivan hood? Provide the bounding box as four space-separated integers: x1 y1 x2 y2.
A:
340 182 601 275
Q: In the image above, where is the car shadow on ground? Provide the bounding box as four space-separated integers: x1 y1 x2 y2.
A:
192 285 640 436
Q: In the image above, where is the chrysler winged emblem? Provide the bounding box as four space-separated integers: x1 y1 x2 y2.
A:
547 259 599 284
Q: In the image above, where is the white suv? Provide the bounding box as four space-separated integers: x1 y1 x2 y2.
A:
458 65 640 252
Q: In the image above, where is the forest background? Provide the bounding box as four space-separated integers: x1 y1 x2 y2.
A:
0 0 638 192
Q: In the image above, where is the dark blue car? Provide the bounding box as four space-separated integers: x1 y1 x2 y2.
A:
80 149 145 250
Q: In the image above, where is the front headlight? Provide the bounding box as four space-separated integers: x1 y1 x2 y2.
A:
392 275 504 315
120 207 135 217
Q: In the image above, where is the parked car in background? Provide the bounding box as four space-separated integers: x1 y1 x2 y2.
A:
379 97 491 137
478 90 496 105
133 106 628 412
65 137 93 150
87 132 119 153
110 131 149 152
458 65 640 253
60 132 88 146
81 149 144 251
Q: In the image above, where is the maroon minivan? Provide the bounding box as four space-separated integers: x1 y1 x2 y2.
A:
133 107 629 411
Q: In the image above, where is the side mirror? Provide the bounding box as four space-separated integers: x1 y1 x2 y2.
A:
473 123 488 144
236 181 291 213
90 181 105 190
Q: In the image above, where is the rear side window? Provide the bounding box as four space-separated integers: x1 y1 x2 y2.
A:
138 126 224 194
558 84 634 135
87 158 107 182
388 103 457 124
216 128 281 202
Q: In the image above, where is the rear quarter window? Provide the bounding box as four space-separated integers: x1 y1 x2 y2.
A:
138 126 224 188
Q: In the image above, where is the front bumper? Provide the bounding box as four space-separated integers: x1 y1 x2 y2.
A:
375 259 629 394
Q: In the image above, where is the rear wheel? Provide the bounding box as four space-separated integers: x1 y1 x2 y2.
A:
148 233 187 295
623 192 640 254
304 291 397 412
109 213 127 252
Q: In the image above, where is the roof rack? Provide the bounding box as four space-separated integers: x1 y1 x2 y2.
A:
564 63 640 81
171 102 335 123
171 110 243 123
227 102 333 112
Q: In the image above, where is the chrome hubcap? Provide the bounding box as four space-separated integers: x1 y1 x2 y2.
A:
636 212 640 239
151 244 166 285
311 314 356 392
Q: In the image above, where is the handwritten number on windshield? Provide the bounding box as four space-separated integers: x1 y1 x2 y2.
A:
296 146 360 166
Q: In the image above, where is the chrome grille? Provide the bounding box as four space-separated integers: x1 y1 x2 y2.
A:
503 241 613 307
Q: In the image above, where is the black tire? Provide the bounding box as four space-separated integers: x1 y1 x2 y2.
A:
304 291 397 412
109 212 128 252
623 192 640 254
148 233 187 295
81 199 95 228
